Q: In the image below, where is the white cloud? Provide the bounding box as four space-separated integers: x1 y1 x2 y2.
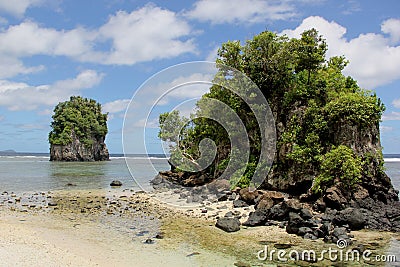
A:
281 16 400 88
144 73 213 106
0 21 97 77
0 70 103 111
392 99 400 108
382 112 400 121
16 123 47 130
37 109 52 115
186 0 298 24
98 4 195 64
0 115 4 121
205 46 219 62
0 21 97 58
133 118 159 128
341 0 361 15
102 99 131 114
0 56 44 79
0 0 43 17
381 18 400 44
0 5 196 76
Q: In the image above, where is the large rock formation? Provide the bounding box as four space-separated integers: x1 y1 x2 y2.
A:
50 130 109 161
152 29 400 242
49 96 109 162
155 29 398 212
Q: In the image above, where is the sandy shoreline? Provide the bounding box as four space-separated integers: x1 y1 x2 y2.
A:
1 188 399 266
0 189 238 267
0 211 237 267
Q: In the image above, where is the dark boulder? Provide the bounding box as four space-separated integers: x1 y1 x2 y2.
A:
318 222 332 238
300 208 313 220
216 217 241 232
269 203 290 221
110 180 122 187
333 208 365 230
298 227 313 236
323 186 348 210
286 212 305 235
331 227 352 245
243 209 269 226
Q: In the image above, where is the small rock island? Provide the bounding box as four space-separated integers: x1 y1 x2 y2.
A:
154 29 400 238
49 96 109 161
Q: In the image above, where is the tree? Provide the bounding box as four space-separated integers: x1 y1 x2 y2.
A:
159 29 386 192
294 29 327 85
49 96 108 148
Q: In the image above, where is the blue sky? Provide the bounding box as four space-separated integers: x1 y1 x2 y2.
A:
0 0 399 154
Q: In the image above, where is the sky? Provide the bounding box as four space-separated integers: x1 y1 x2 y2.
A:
0 0 399 154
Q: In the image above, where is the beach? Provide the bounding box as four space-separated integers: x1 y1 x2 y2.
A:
0 189 237 267
1 188 399 266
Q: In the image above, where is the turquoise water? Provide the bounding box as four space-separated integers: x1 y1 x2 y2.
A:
0 155 400 194
0 156 169 193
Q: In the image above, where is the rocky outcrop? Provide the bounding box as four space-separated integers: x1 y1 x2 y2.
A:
240 189 400 242
151 170 213 189
50 130 109 161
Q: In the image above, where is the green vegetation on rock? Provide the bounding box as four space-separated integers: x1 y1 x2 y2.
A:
312 145 362 193
159 29 386 194
49 96 108 148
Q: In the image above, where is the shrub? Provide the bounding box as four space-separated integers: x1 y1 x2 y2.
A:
312 145 362 193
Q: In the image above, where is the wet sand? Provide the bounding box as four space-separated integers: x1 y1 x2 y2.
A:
0 189 399 266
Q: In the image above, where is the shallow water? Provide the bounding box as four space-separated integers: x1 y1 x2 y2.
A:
1 155 400 193
0 156 169 193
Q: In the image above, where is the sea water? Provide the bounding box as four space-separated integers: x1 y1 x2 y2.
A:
0 155 169 193
1 154 400 193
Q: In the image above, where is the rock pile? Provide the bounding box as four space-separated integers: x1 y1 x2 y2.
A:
229 187 400 244
152 170 400 242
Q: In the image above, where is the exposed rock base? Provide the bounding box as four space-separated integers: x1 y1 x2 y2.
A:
50 131 109 161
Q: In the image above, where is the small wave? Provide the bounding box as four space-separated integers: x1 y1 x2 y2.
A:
0 155 49 159
385 158 400 162
122 157 168 160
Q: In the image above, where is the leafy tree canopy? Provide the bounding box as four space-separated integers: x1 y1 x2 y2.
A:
49 96 108 148
159 29 385 192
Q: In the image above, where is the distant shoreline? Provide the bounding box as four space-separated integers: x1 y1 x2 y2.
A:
0 151 168 158
0 150 400 158
1 151 399 159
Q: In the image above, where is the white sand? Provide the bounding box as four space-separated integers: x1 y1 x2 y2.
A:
0 211 235 267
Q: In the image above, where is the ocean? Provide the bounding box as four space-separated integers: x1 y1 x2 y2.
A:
0 154 400 194
0 154 169 193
